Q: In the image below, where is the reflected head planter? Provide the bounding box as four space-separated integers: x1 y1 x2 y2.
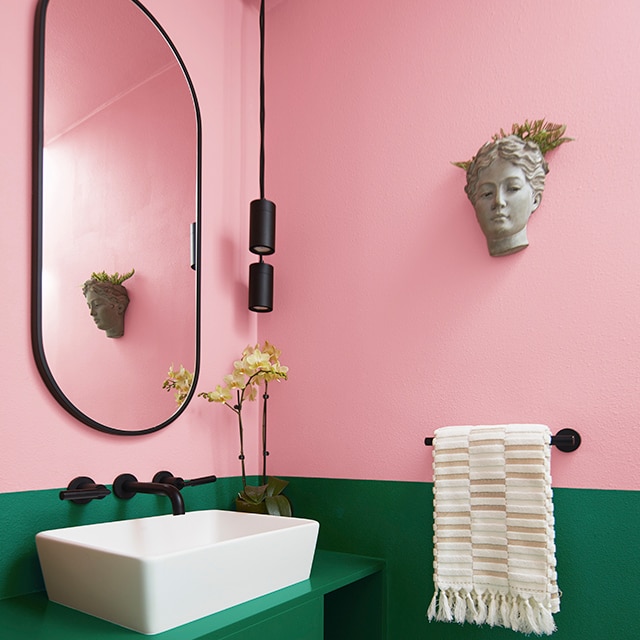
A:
82 270 134 339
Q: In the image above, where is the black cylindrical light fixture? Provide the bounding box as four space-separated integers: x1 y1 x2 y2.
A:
249 198 276 255
248 258 274 312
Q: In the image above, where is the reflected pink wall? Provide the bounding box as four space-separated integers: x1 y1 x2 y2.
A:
43 64 195 429
261 0 640 491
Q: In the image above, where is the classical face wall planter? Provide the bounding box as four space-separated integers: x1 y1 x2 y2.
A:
465 136 547 257
82 279 130 338
456 120 572 257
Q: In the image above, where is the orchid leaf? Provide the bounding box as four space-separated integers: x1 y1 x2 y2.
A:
265 476 289 497
240 484 268 504
265 495 292 517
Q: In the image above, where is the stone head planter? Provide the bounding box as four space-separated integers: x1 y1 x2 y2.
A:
464 135 548 257
82 279 130 339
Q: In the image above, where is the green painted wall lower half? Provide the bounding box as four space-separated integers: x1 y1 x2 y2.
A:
1 478 639 639
284 479 640 640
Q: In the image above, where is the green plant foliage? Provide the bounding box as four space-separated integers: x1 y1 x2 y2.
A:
236 477 293 516
89 268 135 285
453 119 573 171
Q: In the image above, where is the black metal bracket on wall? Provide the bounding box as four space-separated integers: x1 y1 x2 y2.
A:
424 427 582 452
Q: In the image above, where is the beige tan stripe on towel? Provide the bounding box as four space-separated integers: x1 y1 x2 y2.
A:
427 424 560 635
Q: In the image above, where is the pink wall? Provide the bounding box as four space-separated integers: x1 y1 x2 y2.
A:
261 0 640 491
0 0 261 493
2 0 639 495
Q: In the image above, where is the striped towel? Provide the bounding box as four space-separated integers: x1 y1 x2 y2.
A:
427 424 560 635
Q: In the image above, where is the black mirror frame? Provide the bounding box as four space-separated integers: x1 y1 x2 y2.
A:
31 0 202 435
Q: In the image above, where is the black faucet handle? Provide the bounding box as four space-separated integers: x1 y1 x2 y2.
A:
60 476 111 505
184 474 217 487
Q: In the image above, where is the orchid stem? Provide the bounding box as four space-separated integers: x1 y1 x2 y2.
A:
261 381 269 484
235 390 247 488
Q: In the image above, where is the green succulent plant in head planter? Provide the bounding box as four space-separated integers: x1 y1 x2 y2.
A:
163 342 291 516
454 119 573 257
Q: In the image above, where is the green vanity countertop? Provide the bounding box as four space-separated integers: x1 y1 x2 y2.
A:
0 550 385 639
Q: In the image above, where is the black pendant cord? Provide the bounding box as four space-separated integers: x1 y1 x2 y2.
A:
248 0 275 313
259 0 266 200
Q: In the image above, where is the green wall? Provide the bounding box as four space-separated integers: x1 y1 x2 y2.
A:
284 478 640 640
2 478 639 639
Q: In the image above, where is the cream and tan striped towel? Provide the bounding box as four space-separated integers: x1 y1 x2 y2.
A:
427 424 560 635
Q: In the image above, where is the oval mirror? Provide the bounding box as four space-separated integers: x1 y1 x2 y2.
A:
32 0 201 435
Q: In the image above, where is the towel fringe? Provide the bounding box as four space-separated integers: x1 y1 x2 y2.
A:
523 598 537 634
426 591 437 620
453 590 466 623
439 589 452 621
465 590 478 623
427 588 557 636
487 591 498 626
501 592 511 628
472 590 485 624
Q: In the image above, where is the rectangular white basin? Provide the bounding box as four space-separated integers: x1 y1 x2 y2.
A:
36 509 319 634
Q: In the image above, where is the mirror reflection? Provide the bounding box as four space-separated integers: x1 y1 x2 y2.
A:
33 0 201 434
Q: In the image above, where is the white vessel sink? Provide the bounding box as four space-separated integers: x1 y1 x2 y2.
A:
36 509 319 635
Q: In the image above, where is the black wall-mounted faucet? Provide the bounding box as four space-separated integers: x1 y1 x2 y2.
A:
113 473 186 516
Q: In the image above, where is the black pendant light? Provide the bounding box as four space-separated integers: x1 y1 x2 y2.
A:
248 0 275 312
248 258 274 312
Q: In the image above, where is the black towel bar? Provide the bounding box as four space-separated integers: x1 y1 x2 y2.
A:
424 428 581 453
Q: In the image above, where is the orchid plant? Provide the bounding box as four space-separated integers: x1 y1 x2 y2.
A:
198 342 290 515
163 343 291 515
162 364 194 406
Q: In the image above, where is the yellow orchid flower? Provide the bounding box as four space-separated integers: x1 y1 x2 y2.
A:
209 385 233 403
162 364 194 406
192 342 289 501
224 370 246 389
262 340 281 363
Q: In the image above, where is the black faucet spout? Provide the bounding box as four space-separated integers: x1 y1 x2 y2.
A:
113 473 186 516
